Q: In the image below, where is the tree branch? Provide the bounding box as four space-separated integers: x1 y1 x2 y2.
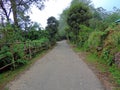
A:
0 0 10 21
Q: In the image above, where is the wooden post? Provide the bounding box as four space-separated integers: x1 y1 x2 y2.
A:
34 42 37 54
28 41 32 59
10 44 15 69
24 42 27 59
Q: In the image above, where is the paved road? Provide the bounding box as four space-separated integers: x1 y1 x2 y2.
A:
8 40 105 90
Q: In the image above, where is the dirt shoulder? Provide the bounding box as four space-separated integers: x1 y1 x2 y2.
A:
75 51 120 90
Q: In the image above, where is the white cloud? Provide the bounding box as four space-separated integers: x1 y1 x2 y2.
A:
30 0 72 28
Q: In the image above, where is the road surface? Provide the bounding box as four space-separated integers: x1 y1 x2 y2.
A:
7 40 105 90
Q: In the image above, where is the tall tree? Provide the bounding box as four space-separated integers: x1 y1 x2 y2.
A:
0 0 11 22
105 7 120 23
67 2 92 43
58 8 69 38
10 0 18 26
71 0 91 6
46 16 59 42
0 0 46 27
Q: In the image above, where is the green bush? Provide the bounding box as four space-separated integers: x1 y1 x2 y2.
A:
77 25 92 47
0 24 23 43
101 25 120 65
0 46 12 68
0 37 51 72
109 65 120 85
13 43 26 66
16 59 28 65
85 31 104 52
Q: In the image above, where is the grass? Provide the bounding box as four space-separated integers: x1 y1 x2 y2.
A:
74 47 107 72
86 53 107 72
0 49 50 90
86 53 120 87
73 46 120 90
109 65 120 85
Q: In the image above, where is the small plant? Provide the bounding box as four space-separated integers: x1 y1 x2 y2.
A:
85 31 104 52
78 25 92 47
109 65 120 85
0 46 12 68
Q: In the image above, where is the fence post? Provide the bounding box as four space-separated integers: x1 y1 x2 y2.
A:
28 41 32 59
24 42 26 59
10 44 15 69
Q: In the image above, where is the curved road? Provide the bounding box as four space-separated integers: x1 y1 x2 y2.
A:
8 40 105 90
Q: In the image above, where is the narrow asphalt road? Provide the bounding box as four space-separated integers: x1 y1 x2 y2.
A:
7 40 105 90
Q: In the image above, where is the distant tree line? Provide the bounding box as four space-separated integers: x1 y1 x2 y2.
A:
58 0 120 68
0 0 59 72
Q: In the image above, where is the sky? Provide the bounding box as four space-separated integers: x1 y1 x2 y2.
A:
92 0 120 10
30 0 72 28
30 0 120 28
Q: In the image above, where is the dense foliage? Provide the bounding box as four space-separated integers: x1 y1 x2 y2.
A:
67 2 92 43
58 9 69 40
0 0 46 27
0 0 60 73
58 0 120 69
46 16 59 43
0 0 120 85
0 22 52 72
57 0 120 85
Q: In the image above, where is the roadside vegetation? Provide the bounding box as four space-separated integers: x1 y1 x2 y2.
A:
0 0 120 89
58 0 120 88
0 0 59 89
73 46 120 90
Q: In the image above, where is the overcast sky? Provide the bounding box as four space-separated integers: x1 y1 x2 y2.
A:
92 0 120 10
30 0 72 28
30 0 120 28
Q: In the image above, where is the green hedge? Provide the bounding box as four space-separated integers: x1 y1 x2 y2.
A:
0 38 51 72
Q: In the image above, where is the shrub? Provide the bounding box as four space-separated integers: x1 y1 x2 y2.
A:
0 46 12 69
13 43 26 66
77 25 92 47
101 25 120 65
85 31 104 52
0 37 51 72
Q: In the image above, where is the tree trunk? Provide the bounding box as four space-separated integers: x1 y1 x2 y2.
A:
0 0 10 22
10 0 18 27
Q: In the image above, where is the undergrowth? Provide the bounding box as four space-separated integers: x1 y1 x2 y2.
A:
73 46 120 89
0 49 49 90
